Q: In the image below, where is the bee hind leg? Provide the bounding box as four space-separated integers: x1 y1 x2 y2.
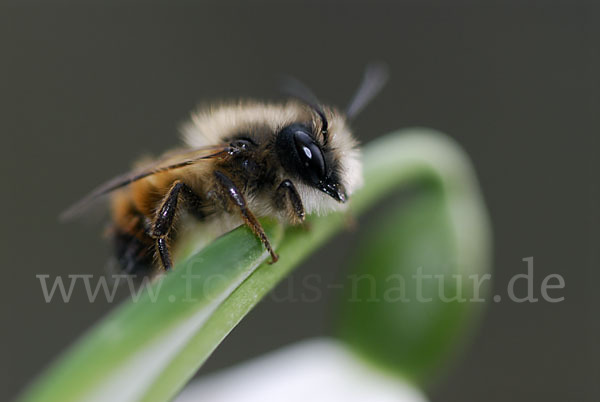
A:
214 171 279 263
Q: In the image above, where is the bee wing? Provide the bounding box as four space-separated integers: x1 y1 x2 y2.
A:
60 144 230 221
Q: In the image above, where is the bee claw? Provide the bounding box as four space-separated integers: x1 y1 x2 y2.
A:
268 253 279 264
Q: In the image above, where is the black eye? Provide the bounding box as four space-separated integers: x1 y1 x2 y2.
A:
293 130 326 182
275 123 327 185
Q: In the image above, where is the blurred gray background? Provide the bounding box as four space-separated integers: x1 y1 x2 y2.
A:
1 1 597 401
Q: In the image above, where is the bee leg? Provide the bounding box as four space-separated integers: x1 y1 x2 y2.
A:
214 171 279 263
156 238 172 271
151 180 202 271
275 179 305 224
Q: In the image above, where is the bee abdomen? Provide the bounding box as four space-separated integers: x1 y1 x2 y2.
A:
110 190 155 276
111 226 154 276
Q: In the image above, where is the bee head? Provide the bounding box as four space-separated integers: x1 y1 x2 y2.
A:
275 121 347 203
276 63 387 210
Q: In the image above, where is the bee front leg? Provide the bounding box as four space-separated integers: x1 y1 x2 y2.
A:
151 180 201 271
275 179 305 225
214 171 279 263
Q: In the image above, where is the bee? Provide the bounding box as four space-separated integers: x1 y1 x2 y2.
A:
61 65 388 276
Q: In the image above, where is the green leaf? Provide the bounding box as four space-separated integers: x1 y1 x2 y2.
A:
337 187 487 383
335 129 491 384
20 128 491 402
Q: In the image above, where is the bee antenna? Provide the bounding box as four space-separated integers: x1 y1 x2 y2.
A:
346 62 389 120
280 75 329 146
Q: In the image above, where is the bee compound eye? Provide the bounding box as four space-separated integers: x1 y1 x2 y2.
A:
293 129 326 183
276 123 328 186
